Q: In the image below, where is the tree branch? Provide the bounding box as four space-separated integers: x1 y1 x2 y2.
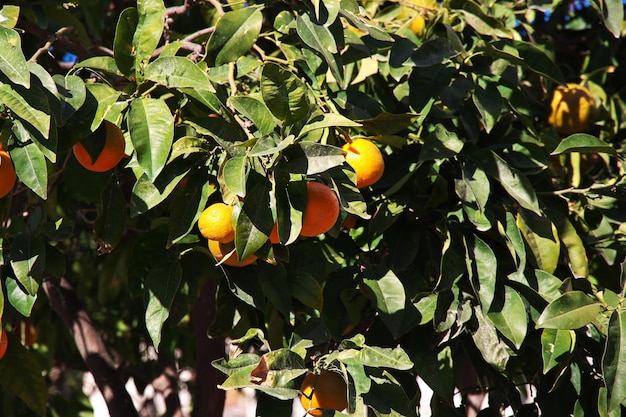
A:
43 277 139 417
153 355 183 417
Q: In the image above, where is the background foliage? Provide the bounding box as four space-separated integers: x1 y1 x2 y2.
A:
1 0 626 416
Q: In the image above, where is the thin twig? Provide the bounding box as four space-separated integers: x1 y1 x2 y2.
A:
29 26 75 62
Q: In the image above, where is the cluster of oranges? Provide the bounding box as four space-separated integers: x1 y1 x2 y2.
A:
197 137 385 267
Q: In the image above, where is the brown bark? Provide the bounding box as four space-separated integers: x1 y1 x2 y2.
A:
43 277 139 417
153 355 183 417
191 276 226 417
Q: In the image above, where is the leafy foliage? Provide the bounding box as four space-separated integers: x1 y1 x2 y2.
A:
0 0 626 416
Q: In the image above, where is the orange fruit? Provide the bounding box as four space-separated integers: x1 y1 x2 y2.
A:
14 319 39 347
198 203 235 243
0 150 17 199
73 120 126 172
299 371 348 417
548 83 596 136
342 138 385 188
0 328 8 360
410 15 425 35
300 182 340 237
269 223 280 244
208 239 256 267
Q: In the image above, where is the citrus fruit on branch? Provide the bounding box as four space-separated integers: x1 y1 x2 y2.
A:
300 182 340 237
0 150 16 199
208 239 256 267
342 138 385 188
299 371 348 417
548 83 596 136
0 329 8 360
198 203 235 243
73 120 126 172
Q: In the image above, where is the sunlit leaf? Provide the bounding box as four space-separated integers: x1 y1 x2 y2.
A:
0 25 29 88
550 134 616 156
536 291 604 330
206 7 263 66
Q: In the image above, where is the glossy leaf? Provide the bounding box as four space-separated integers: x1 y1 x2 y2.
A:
9 233 45 296
0 85 50 138
283 142 345 175
351 346 414 370
465 234 497 312
54 74 86 124
296 13 344 87
0 25 29 88
473 82 502 133
74 56 123 76
541 328 574 374
289 271 323 310
133 0 166 75
113 7 138 76
485 39 565 84
0 5 19 28
472 306 510 371
601 0 624 38
418 124 464 162
550 134 617 156
5 278 37 317
261 63 310 125
144 257 182 351
235 179 274 260
9 142 48 199
603 308 626 414
206 7 263 66
230 95 277 135
536 291 604 329
145 56 214 90
487 286 528 349
552 212 588 279
128 97 175 181
410 37 460 67
516 211 560 275
297 113 360 139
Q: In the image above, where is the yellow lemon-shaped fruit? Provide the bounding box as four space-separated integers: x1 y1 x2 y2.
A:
342 138 385 188
198 203 235 243
548 83 596 136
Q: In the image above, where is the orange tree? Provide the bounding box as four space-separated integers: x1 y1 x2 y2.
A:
0 0 626 416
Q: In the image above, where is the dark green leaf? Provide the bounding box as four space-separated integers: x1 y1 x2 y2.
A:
550 134 616 156
472 306 510 371
230 95 277 135
54 74 86 124
94 181 127 250
113 7 138 76
473 82 502 133
465 234 496 312
9 142 48 199
144 257 182 350
128 97 175 181
261 63 310 125
602 308 626 413
419 124 464 162
145 56 214 90
296 13 344 87
484 40 565 84
289 271 323 310
0 25 29 88
410 37 460 67
541 328 574 374
516 211 560 275
487 286 528 349
0 85 50 138
206 7 263 66
235 179 273 260
536 291 604 329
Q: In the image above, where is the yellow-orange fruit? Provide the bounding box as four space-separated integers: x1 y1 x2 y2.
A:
198 203 235 243
300 182 340 237
548 83 596 136
208 239 256 267
410 15 425 34
0 329 8 360
73 120 126 172
0 151 17 198
342 138 385 188
299 372 348 417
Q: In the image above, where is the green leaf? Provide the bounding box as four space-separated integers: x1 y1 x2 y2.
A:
257 263 291 317
362 269 405 316
133 0 166 76
235 179 274 260
0 332 47 416
85 83 121 131
410 37 460 67
10 233 45 296
516 211 560 275
541 328 574 374
465 234 497 312
0 25 29 88
473 82 502 133
282 142 345 175
223 156 248 197
601 0 624 38
9 142 48 199
206 7 263 66
456 160 490 211
296 13 344 87
0 85 50 138
289 271 323 310
74 56 123 76
351 346 414 370
0 5 20 28
474 150 540 214
550 134 617 156
297 113 360 139
5 277 37 317
94 181 127 250
487 286 528 350
128 97 175 181
536 291 604 329
230 95 277 135
472 306 510 371
145 56 214 90
113 7 138 76
552 212 588 279
261 63 310 125
485 40 565 85
603 308 626 413
144 257 182 350
53 74 86 124
418 124 464 162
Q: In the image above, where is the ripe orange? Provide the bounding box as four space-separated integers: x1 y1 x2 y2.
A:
14 319 39 347
548 83 596 136
300 182 340 237
342 138 385 188
299 371 348 417
269 223 280 244
0 150 17 199
198 203 235 243
0 328 8 360
73 120 126 172
410 15 425 35
208 239 256 267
